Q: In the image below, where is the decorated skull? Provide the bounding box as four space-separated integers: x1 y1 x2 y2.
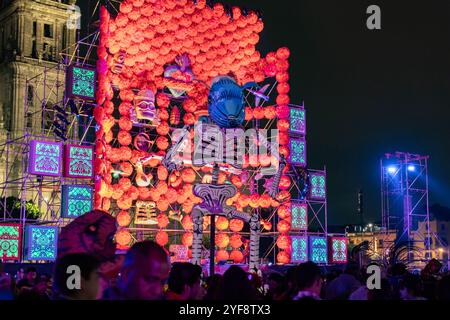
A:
132 89 158 123
111 50 126 74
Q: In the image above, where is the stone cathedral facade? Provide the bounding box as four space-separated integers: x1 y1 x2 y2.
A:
0 0 77 198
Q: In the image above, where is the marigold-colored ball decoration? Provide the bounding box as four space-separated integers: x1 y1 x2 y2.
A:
156 231 169 246
276 235 291 250
156 92 170 108
182 232 193 247
118 177 132 191
259 154 272 167
216 250 229 262
277 119 290 132
230 175 243 188
276 47 291 60
118 117 133 131
279 132 289 145
249 193 260 208
215 233 230 248
157 213 170 228
279 175 291 190
157 165 168 180
276 94 290 105
182 215 194 230
264 105 277 119
120 161 134 177
116 211 131 227
230 234 243 248
230 250 244 263
156 121 170 135
276 72 289 83
118 131 132 146
229 219 244 232
116 229 132 247
277 251 290 264
277 204 291 219
216 216 229 231
277 219 291 233
156 136 169 150
181 168 196 183
253 107 265 120
276 104 290 119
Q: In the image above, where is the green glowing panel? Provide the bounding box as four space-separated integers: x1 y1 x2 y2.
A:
0 224 22 261
69 66 96 99
310 173 326 199
289 107 306 135
289 138 306 166
61 185 93 218
291 236 308 263
291 202 308 230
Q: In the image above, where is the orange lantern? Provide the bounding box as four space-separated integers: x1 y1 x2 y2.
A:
215 233 229 248
116 229 132 247
181 168 196 183
230 234 243 248
216 216 229 231
230 250 244 263
229 219 244 232
276 235 291 250
278 204 291 219
157 213 170 228
277 251 290 264
277 219 291 233
181 215 194 230
155 231 169 246
116 211 131 227
182 232 193 247
216 250 229 262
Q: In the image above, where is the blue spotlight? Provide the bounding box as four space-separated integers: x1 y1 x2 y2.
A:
387 166 397 174
408 165 416 172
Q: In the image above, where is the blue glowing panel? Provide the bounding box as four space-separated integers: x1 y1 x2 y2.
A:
291 236 308 263
309 236 328 264
289 107 306 135
28 140 63 177
309 172 326 199
291 202 308 231
329 237 348 264
289 138 306 167
25 226 58 261
61 185 93 218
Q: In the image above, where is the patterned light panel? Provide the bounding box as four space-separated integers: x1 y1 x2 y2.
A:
28 140 63 176
0 224 22 261
291 236 308 263
68 65 96 99
289 107 306 135
291 202 308 231
64 145 94 178
289 138 306 167
61 185 93 218
309 172 326 199
25 226 58 261
309 236 328 264
329 237 348 264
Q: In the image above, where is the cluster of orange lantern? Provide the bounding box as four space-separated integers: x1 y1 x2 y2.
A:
95 1 294 262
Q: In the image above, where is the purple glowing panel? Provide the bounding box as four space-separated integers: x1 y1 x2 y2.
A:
291 236 308 263
309 172 326 199
289 106 306 135
28 140 63 176
329 237 348 264
64 145 94 178
289 137 306 167
309 236 328 264
291 202 308 231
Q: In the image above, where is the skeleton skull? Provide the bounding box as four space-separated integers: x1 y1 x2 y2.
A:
132 89 158 123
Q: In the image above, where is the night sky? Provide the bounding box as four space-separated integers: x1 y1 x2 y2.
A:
82 0 450 226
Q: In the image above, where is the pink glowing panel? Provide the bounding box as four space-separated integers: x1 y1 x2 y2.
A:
28 140 63 177
64 145 94 178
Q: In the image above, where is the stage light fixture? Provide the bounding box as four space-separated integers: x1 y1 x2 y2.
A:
387 166 397 174
407 165 416 172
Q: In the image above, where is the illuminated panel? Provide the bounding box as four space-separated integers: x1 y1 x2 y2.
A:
289 106 306 135
64 145 94 178
28 140 63 177
309 172 326 199
67 65 96 100
329 237 348 264
289 138 306 167
291 236 308 263
25 226 58 261
0 224 22 261
291 201 308 231
61 185 93 218
309 236 328 264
